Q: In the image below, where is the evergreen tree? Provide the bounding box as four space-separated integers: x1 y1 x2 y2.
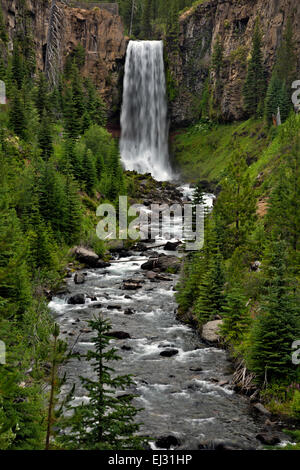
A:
84 78 107 127
63 86 81 140
275 17 296 89
166 0 179 51
215 150 257 255
11 41 24 90
38 111 53 160
0 209 32 319
82 148 97 196
249 241 300 384
141 0 152 39
243 19 266 117
194 250 225 325
63 168 82 244
264 73 282 125
264 74 291 125
59 315 146 450
35 72 50 120
9 87 26 139
221 288 251 344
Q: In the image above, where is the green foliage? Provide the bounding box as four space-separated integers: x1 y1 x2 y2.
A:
59 315 147 450
221 288 251 344
243 19 266 117
248 241 300 384
215 150 257 255
194 250 225 325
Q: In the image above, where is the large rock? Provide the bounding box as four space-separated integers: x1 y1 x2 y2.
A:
201 320 223 344
141 255 181 273
164 241 181 251
155 436 180 449
68 293 85 305
74 273 85 285
73 247 99 268
256 433 281 446
160 349 179 358
123 279 144 290
110 331 131 340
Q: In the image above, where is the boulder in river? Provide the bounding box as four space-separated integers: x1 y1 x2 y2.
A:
252 403 271 416
68 293 85 305
155 436 180 449
107 305 122 310
97 260 111 268
110 331 131 340
74 273 85 285
123 279 144 290
159 349 179 358
164 241 181 251
73 247 100 268
256 433 281 446
201 320 223 344
141 255 181 273
124 308 135 315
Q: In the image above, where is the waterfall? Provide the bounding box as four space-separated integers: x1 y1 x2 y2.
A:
120 41 172 181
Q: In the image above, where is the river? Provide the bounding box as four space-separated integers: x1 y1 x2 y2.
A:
49 184 264 450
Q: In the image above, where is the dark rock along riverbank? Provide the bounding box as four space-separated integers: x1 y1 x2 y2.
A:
49 184 269 450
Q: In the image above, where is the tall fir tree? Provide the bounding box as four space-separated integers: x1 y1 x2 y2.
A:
248 240 300 384
59 315 146 450
243 19 266 117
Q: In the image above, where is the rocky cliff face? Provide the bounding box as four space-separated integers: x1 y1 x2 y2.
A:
170 0 300 126
1 0 127 118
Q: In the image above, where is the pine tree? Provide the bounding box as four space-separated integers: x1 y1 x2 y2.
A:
0 209 32 319
84 78 107 127
63 86 81 140
63 168 82 244
215 150 257 255
141 0 152 39
59 315 147 450
194 250 225 325
166 0 179 51
249 241 300 384
35 72 50 120
221 288 251 344
82 148 97 196
264 74 291 125
9 87 26 139
11 41 24 89
275 17 296 89
38 111 53 160
243 19 266 117
264 73 282 125
279 82 291 123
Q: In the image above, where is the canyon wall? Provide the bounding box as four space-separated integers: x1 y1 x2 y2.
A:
170 0 300 126
1 0 127 118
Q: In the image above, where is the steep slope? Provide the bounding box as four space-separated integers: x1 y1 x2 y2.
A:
1 0 127 115
170 0 300 126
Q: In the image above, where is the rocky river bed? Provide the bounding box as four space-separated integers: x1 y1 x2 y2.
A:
48 184 289 450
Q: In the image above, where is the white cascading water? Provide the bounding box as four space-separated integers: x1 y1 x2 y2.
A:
120 40 172 181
